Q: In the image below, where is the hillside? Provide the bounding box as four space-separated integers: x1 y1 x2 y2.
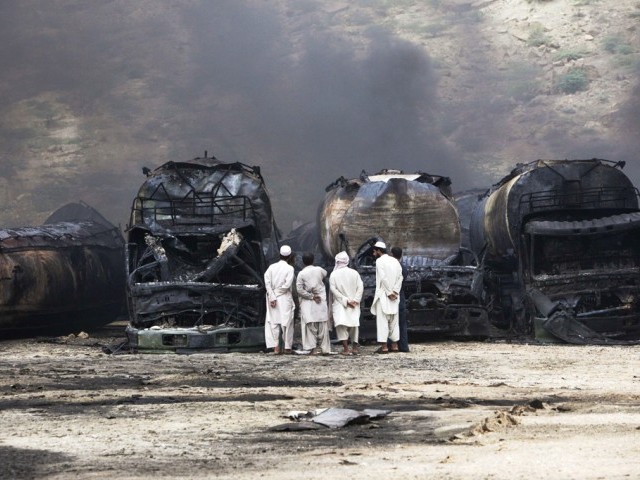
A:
0 0 638 230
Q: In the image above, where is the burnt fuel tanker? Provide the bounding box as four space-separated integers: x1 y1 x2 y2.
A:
319 169 489 339
0 202 126 337
125 153 280 352
469 159 640 343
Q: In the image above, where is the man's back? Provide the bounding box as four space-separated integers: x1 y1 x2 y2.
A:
297 265 327 296
265 260 294 295
331 266 361 295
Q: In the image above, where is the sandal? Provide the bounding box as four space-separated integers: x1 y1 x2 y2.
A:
339 351 352 356
374 346 389 354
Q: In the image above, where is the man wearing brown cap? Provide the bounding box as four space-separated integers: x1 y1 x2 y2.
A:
264 245 295 354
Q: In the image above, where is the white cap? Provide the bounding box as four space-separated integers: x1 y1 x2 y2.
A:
280 245 292 256
373 241 386 250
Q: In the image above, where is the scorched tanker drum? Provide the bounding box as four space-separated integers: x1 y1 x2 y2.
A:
319 170 489 339
0 202 126 336
469 159 640 343
319 170 460 262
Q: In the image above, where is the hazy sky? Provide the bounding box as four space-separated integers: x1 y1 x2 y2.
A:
0 1 637 230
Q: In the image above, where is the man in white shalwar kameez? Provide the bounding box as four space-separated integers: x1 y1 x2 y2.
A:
264 245 295 354
296 252 330 354
329 251 364 355
370 241 403 353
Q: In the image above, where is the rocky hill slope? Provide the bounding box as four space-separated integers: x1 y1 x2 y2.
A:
0 0 638 230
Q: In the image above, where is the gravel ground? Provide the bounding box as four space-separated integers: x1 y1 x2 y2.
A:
1 322 639 479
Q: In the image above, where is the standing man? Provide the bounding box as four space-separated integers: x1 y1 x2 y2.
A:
264 245 295 354
329 251 363 355
391 246 410 353
296 252 331 355
370 241 403 353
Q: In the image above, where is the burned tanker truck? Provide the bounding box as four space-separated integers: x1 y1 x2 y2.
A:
125 154 280 352
469 159 640 343
0 202 126 337
319 169 490 340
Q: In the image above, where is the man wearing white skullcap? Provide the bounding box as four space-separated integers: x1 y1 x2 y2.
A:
370 240 403 353
329 251 364 355
264 245 295 354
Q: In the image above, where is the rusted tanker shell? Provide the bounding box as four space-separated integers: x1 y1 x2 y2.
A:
319 181 359 258
469 160 639 260
319 176 460 260
0 203 126 335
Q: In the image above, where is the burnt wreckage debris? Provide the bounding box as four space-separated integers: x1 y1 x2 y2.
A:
0 202 126 337
125 153 280 352
287 161 640 345
315 169 490 340
468 159 640 344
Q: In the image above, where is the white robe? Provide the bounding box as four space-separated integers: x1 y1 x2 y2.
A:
296 265 330 352
370 253 403 316
330 266 363 328
264 260 295 348
295 265 329 325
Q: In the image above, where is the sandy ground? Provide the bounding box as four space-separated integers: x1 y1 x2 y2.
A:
1 322 639 480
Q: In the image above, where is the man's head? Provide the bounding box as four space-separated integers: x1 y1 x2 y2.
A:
372 240 386 258
391 246 402 260
302 252 314 266
280 245 292 260
334 251 350 269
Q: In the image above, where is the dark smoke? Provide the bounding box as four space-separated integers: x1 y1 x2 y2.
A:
178 4 461 227
0 1 636 231
0 1 466 230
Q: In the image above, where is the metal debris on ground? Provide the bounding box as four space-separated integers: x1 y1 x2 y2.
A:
271 407 392 431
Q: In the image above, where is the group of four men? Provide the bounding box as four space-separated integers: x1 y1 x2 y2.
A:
263 241 409 355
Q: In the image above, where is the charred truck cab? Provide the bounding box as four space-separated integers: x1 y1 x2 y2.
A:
319 169 489 340
125 154 280 352
470 159 640 343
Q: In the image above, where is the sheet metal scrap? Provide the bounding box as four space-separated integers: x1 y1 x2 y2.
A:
270 408 392 431
125 154 280 352
312 408 392 428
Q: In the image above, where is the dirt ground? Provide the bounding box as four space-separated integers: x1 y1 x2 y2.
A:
1 322 639 480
